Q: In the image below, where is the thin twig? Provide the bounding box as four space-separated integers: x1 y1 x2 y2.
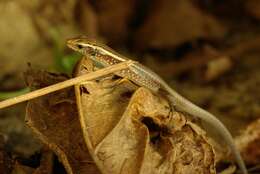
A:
0 61 133 109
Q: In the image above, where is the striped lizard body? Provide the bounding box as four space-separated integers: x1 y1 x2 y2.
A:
67 37 247 174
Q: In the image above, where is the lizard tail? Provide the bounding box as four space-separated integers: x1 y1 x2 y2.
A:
164 85 248 174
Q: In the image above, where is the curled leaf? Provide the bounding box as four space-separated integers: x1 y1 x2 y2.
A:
74 57 216 174
25 68 100 174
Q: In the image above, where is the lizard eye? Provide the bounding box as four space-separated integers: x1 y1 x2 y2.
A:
77 44 83 49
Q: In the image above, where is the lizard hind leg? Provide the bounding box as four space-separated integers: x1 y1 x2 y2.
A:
99 77 133 94
107 78 130 87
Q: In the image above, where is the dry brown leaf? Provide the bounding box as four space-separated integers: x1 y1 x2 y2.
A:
134 0 226 50
25 68 100 174
74 58 138 149
74 57 216 174
236 118 260 165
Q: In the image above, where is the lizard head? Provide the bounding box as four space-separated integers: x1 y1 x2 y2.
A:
66 37 98 56
67 37 126 67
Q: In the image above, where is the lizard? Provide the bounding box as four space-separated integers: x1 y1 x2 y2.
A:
67 37 248 174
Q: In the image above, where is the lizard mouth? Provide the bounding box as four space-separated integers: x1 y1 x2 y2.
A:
66 39 79 51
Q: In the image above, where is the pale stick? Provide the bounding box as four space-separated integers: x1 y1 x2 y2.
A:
0 61 133 109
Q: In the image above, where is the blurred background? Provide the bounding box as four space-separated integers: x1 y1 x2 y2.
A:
0 0 259 173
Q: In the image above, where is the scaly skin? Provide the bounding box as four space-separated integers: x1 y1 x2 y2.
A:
67 37 247 174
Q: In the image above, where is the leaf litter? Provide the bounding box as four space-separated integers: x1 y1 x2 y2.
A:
0 0 260 173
